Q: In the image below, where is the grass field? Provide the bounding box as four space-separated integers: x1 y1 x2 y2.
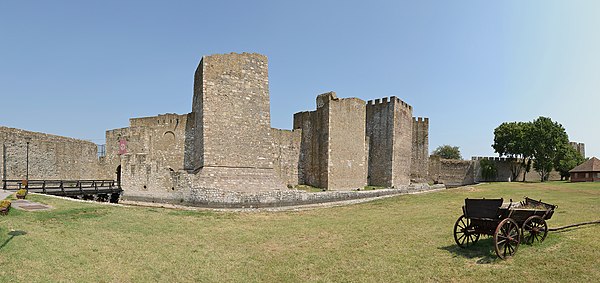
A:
1 182 599 282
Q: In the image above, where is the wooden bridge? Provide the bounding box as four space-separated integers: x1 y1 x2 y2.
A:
2 179 122 203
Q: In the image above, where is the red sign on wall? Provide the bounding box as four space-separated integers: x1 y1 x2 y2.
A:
118 139 127 155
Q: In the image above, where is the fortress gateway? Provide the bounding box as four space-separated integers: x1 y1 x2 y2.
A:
1 53 432 206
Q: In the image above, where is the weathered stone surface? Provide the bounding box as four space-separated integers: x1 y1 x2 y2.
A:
294 92 367 190
0 126 106 181
411 117 429 181
366 96 413 188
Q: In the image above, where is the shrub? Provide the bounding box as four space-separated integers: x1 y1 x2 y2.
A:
0 200 10 209
16 189 27 196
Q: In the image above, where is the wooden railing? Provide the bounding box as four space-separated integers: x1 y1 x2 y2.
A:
2 179 122 196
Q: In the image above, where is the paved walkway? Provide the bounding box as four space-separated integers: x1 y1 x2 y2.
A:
0 190 12 200
0 190 54 211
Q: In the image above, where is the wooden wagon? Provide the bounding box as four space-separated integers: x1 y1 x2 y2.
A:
453 197 557 259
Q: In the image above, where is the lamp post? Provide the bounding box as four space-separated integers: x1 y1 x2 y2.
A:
25 137 31 182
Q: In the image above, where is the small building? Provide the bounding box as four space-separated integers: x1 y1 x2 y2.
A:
569 157 600 182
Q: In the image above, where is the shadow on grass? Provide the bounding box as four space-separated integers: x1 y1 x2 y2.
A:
0 230 27 251
439 237 500 264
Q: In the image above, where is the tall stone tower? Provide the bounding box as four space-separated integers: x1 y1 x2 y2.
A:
411 117 429 181
366 97 413 187
187 53 284 191
294 92 368 190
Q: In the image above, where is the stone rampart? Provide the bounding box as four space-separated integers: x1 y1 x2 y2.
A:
122 183 446 208
0 126 106 181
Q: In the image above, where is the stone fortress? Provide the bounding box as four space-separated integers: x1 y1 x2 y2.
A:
0 52 586 207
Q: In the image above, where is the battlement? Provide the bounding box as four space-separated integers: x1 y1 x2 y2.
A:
367 96 413 111
471 156 516 162
413 117 429 125
130 113 188 127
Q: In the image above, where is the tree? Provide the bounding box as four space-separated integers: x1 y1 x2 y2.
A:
528 117 570 182
554 145 585 180
492 122 533 181
432 145 462 160
479 159 498 181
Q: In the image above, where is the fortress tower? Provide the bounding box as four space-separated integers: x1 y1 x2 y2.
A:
294 92 368 190
366 97 413 187
185 53 284 191
411 117 429 181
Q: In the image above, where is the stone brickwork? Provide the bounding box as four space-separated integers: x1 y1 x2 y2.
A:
123 183 446 208
0 126 106 181
428 155 474 187
191 53 274 169
271 128 302 187
366 96 413 187
294 92 368 190
102 113 192 194
184 53 285 192
411 117 429 181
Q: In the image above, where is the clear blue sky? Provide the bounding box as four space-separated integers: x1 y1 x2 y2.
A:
1 0 599 158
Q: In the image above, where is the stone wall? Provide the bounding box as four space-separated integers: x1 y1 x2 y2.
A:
0 126 106 181
294 92 367 190
428 156 475 187
103 113 191 194
123 183 446 208
411 117 429 181
271 128 301 187
366 96 413 187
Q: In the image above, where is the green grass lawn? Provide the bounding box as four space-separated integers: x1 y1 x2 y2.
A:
1 182 599 282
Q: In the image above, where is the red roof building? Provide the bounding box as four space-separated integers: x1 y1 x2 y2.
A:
569 157 600 182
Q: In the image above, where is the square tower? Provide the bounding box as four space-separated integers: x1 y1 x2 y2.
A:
191 53 274 170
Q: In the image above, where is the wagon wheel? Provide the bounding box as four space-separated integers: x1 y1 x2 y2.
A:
522 216 548 245
453 215 480 248
494 218 520 259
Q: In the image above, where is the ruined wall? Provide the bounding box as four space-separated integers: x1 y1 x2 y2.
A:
366 96 412 187
103 113 191 194
191 52 274 169
428 156 475 187
0 126 105 181
411 117 429 181
294 92 367 190
271 128 301 187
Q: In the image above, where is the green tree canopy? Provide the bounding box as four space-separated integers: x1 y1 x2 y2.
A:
554 144 585 180
432 145 462 160
492 121 533 181
529 117 570 182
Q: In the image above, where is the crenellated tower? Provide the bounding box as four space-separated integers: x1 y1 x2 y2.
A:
366 96 413 187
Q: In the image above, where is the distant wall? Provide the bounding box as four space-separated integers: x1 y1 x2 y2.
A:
429 156 474 187
570 142 586 158
271 128 301 187
0 126 106 181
